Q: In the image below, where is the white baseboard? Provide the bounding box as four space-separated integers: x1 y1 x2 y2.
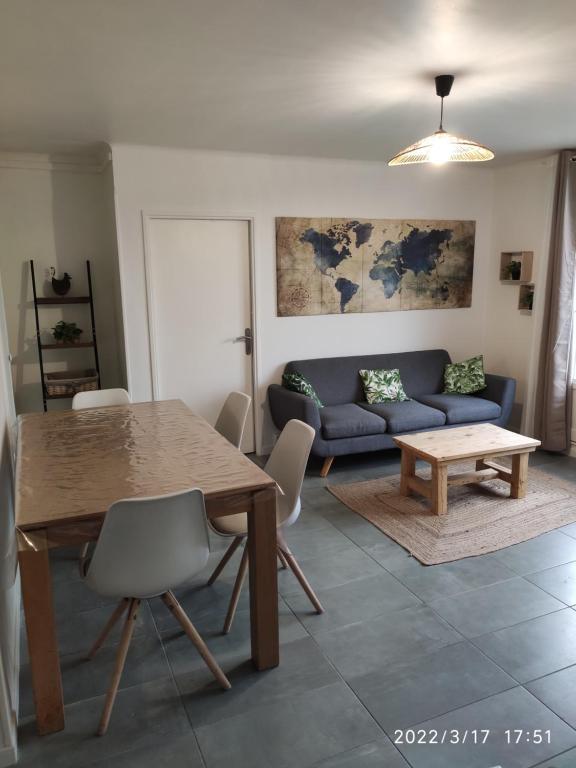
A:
0 743 16 768
0 576 20 768
9 578 20 726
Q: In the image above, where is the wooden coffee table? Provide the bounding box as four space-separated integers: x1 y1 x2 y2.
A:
393 423 541 516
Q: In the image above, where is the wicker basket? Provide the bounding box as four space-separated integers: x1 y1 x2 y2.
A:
44 369 99 397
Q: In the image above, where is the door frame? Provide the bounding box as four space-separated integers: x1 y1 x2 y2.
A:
142 212 260 453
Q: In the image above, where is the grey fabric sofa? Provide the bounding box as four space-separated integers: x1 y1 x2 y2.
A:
268 349 516 476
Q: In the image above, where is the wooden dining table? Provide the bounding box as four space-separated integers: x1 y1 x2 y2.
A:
15 399 279 735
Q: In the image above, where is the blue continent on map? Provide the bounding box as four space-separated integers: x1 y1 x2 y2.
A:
299 220 373 312
369 227 453 299
334 277 360 313
299 222 455 311
300 228 351 274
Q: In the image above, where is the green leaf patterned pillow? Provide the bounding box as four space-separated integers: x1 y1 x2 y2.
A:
282 372 323 407
359 368 409 404
444 355 486 394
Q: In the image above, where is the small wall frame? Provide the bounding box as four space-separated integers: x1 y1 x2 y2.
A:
518 283 535 314
500 251 533 283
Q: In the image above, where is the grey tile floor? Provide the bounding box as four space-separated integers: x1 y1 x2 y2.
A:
17 449 576 768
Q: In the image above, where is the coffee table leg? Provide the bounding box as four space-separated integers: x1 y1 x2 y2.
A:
511 453 529 499
400 449 416 496
431 463 448 515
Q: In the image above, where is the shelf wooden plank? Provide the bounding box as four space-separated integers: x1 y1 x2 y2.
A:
44 390 101 400
36 297 90 305
44 393 74 400
41 342 94 350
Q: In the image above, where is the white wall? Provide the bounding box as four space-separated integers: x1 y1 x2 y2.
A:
486 155 576 450
0 271 18 767
485 156 558 434
111 144 495 451
0 160 125 414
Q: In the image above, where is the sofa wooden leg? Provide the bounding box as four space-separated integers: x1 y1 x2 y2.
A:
320 457 334 478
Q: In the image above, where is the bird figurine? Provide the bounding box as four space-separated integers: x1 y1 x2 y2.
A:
50 268 72 296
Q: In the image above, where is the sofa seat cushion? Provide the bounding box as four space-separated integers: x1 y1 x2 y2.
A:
320 404 387 440
359 400 445 433
416 394 501 425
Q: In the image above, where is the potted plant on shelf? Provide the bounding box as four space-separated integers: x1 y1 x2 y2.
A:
50 268 72 296
52 321 83 344
503 260 522 280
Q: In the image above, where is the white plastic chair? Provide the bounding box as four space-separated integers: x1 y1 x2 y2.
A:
73 387 132 567
83 489 230 736
214 391 251 448
208 419 323 633
72 388 131 410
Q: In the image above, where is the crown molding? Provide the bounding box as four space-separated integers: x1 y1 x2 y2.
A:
0 146 111 173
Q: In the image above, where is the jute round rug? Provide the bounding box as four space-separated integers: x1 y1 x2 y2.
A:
328 464 576 565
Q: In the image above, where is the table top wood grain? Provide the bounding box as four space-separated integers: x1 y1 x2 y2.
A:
16 399 275 530
393 423 541 463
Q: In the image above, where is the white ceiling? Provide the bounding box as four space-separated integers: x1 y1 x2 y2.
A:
1 0 575 163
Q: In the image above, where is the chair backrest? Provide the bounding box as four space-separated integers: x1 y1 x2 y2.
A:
214 391 251 448
84 489 209 598
264 419 315 527
72 388 131 410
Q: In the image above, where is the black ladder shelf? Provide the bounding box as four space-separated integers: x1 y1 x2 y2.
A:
30 259 101 411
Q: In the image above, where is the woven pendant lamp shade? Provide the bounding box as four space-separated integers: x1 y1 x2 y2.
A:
388 75 494 167
389 129 494 166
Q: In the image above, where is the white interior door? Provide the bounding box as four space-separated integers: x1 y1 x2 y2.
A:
146 217 255 452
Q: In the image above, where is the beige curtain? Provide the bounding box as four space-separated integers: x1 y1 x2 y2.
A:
535 150 576 452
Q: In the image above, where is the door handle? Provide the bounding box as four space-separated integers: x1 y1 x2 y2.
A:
234 328 253 355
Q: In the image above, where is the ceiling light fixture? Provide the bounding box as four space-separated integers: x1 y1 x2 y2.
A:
388 74 494 166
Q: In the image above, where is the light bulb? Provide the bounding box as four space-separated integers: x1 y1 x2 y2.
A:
429 132 451 165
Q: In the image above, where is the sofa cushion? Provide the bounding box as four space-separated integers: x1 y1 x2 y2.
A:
282 372 323 407
359 368 409 404
320 404 387 440
444 355 486 395
360 400 446 433
284 349 451 406
416 394 501 425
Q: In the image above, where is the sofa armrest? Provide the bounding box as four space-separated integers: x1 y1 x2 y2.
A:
479 373 516 424
268 384 322 432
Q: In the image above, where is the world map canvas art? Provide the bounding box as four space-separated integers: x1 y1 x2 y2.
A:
276 217 476 316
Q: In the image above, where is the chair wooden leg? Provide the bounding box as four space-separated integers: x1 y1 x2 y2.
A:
223 545 249 635
162 592 231 690
277 550 288 569
207 536 243 586
97 598 140 736
277 538 323 614
320 456 334 478
87 598 130 660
